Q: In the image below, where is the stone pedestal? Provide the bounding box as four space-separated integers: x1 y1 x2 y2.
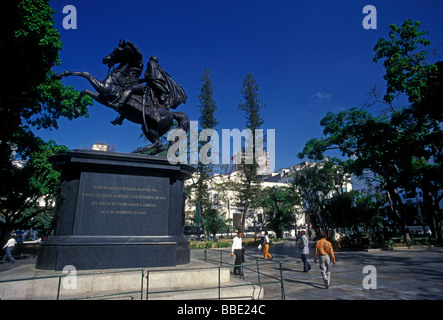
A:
36 150 194 271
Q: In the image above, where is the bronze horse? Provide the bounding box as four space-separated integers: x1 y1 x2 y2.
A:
54 40 189 155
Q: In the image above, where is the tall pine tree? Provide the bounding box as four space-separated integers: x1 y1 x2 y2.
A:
236 74 266 232
188 69 222 238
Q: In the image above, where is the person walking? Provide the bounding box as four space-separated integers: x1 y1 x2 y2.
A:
314 232 336 289
1 234 16 264
263 231 273 261
231 231 244 276
299 230 311 272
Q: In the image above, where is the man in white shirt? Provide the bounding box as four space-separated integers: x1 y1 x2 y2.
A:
299 230 311 272
231 231 243 276
1 234 16 264
263 231 273 261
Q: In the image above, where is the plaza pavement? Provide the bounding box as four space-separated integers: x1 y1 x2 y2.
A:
1 240 442 300
232 240 443 300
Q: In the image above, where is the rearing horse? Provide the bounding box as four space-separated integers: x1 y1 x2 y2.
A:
54 40 189 155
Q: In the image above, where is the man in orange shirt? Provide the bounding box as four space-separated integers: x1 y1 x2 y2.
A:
314 232 336 289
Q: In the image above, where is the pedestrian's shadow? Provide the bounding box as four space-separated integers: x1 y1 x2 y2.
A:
285 278 325 289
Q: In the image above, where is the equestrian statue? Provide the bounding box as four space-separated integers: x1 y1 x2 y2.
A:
54 40 189 155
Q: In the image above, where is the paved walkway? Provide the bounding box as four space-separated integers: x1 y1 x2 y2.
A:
2 241 443 300
229 240 443 300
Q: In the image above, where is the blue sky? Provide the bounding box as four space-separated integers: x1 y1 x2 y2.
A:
36 0 443 171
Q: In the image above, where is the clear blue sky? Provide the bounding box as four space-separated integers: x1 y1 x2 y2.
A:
36 0 443 171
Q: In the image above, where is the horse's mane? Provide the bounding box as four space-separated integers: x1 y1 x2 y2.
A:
125 41 143 70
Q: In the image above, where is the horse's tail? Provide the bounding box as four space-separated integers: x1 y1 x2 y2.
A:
173 111 190 133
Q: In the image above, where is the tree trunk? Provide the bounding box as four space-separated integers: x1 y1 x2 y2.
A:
422 186 442 242
386 183 410 242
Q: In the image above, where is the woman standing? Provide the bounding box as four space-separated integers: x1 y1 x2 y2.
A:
263 231 273 261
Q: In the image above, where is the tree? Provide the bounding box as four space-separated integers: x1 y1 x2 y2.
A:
372 20 443 240
262 186 300 238
322 192 358 231
290 159 349 233
235 74 266 232
372 20 437 106
0 140 67 241
323 191 385 236
238 74 265 131
0 0 92 242
290 164 325 233
299 108 415 240
299 20 442 242
187 69 219 237
202 208 229 240
197 69 219 130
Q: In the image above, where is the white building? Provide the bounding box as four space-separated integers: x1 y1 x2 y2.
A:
184 159 354 236
185 170 305 235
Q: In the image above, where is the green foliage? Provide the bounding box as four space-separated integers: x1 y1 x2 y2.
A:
197 69 219 130
238 73 265 130
235 74 266 231
262 186 300 238
0 0 93 239
202 209 229 239
322 191 385 232
1 0 92 136
0 139 67 235
299 20 442 240
373 20 436 105
290 159 350 231
187 69 220 235
215 241 231 248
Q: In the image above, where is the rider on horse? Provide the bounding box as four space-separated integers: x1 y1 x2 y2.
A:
54 40 190 155
110 55 186 125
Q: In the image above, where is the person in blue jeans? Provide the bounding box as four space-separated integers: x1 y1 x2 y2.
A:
1 235 16 264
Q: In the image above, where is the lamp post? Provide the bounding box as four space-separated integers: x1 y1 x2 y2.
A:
196 203 201 241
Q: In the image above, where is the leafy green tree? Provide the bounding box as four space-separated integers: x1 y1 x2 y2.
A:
373 20 437 106
299 20 442 242
323 191 385 235
262 186 300 238
373 20 443 240
299 108 414 240
0 0 92 242
353 193 386 233
202 208 229 240
1 0 91 136
0 139 67 242
290 164 326 232
290 159 349 233
235 73 266 232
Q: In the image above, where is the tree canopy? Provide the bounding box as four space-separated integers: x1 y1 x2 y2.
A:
298 20 442 241
0 0 92 240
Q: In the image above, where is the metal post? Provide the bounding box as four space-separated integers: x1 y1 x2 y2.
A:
218 267 221 300
196 203 201 241
256 257 261 286
145 271 150 300
279 262 285 300
56 276 62 300
140 270 144 300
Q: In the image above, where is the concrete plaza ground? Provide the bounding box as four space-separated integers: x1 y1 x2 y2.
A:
233 240 443 300
1 240 442 300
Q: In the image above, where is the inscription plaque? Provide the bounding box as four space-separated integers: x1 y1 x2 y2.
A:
75 172 170 236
